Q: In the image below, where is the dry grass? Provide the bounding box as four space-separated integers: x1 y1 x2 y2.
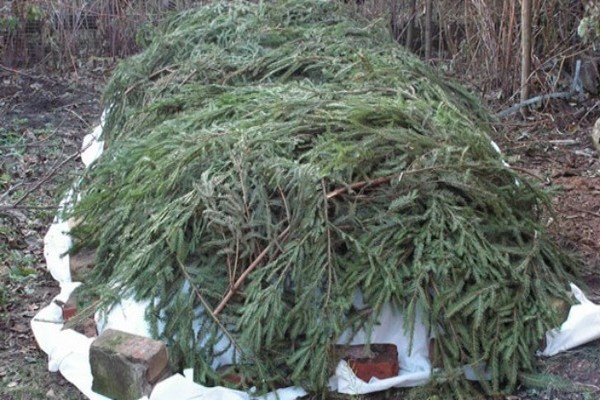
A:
0 0 591 105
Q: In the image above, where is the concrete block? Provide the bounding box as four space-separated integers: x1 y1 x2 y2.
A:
90 329 170 400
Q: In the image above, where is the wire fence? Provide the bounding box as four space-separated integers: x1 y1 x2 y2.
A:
0 0 596 102
0 0 206 69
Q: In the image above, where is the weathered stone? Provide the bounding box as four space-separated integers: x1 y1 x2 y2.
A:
592 118 600 155
580 56 599 95
90 329 170 400
69 247 96 281
76 317 98 338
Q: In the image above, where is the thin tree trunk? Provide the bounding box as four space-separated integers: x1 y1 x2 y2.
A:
390 0 400 41
425 0 432 61
504 0 516 93
520 0 532 110
405 0 417 50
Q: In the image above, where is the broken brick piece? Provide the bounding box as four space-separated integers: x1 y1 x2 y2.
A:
216 364 244 387
61 303 77 321
55 292 78 322
336 343 399 382
90 329 170 400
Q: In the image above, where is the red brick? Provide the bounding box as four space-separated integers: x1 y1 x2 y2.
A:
61 304 77 321
56 292 78 322
90 329 170 400
56 292 97 338
216 365 244 387
336 343 399 382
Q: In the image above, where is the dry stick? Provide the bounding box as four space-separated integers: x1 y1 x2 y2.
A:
0 204 60 211
326 175 393 199
0 112 72 204
0 181 25 203
31 318 63 324
0 62 91 96
214 226 290 316
66 108 92 127
0 63 38 79
496 91 573 118
507 166 544 181
10 151 81 208
124 65 177 96
175 256 244 356
567 206 600 219
326 163 542 200
321 180 334 306
497 60 583 118
0 142 67 149
7 117 100 209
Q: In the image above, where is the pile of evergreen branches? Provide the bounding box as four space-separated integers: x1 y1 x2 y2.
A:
70 0 578 396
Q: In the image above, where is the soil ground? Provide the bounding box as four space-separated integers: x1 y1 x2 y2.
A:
0 66 104 400
1 65 600 399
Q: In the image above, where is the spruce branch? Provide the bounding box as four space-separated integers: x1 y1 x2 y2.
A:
69 0 580 395
325 163 509 199
214 226 291 315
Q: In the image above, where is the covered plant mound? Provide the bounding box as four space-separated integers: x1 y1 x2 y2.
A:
71 0 577 396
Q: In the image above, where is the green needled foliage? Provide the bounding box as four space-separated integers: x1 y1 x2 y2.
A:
70 0 578 396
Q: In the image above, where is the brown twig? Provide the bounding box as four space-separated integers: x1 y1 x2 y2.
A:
322 180 334 306
124 65 177 96
0 63 38 79
507 166 545 181
567 207 600 219
11 151 80 208
175 256 245 359
214 226 290 316
325 164 457 199
66 108 92 127
0 204 60 211
326 175 394 199
325 162 542 200
31 318 63 324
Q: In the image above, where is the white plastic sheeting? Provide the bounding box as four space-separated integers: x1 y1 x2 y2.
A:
35 210 430 398
31 114 598 400
542 283 600 356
